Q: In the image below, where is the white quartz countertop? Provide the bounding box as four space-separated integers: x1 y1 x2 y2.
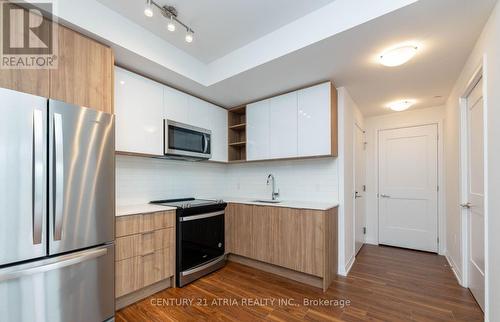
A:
205 197 339 211
116 204 177 217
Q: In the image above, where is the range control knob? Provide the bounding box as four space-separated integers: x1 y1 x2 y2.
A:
218 242 222 248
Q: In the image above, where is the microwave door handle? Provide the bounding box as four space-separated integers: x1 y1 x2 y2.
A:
32 109 44 245
53 113 64 241
203 135 208 153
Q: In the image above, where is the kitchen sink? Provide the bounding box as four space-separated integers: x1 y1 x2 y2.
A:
252 199 282 204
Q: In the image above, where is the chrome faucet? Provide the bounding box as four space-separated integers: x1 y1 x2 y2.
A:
266 174 280 200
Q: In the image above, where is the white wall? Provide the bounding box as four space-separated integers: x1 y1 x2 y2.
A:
364 106 446 255
337 87 364 275
445 1 500 319
116 155 226 206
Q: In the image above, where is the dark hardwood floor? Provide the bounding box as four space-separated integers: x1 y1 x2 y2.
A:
116 245 483 322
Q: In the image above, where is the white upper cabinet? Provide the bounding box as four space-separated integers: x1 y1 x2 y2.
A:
115 67 164 155
115 68 228 161
245 82 335 161
247 99 270 161
298 82 331 156
269 92 298 159
163 86 190 124
188 96 228 162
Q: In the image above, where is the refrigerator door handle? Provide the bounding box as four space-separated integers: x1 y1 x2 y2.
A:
53 113 64 240
32 109 44 245
0 246 108 282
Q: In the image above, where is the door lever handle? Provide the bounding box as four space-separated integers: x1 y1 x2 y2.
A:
380 194 391 198
460 202 471 209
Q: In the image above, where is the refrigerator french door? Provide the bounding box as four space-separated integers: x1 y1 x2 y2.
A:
0 88 115 322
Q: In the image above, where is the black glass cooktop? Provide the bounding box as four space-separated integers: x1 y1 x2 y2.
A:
150 198 224 209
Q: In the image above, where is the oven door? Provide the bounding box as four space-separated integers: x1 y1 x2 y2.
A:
164 120 211 159
179 210 224 272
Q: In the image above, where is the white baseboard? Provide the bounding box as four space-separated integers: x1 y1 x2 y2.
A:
445 252 464 287
339 254 355 276
364 239 378 246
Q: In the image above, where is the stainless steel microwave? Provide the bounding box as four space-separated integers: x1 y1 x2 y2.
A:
164 120 212 160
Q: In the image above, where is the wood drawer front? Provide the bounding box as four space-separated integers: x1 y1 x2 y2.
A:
116 234 140 261
116 211 175 237
141 248 173 287
155 210 176 229
116 257 142 298
139 228 174 255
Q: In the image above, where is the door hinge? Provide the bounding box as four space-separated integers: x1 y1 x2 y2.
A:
363 185 366 192
437 185 439 192
437 237 439 244
363 227 367 235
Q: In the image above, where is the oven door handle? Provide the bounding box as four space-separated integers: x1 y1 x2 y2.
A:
180 210 224 222
181 255 226 277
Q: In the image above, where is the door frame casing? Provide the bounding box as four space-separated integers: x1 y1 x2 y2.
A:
458 58 488 315
374 121 445 255
353 122 366 255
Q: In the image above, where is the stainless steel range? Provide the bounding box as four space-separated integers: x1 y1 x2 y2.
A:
150 198 226 287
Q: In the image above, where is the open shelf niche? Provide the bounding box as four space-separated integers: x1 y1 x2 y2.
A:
228 105 246 162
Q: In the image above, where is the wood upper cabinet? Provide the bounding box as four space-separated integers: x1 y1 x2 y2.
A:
0 8 114 113
0 3 50 97
49 25 114 113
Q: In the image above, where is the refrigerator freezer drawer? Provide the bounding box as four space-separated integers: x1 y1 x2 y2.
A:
0 244 115 322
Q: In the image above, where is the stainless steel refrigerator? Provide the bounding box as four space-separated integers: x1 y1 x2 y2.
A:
0 88 115 322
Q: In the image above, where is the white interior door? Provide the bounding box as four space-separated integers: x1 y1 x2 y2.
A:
465 78 485 311
378 124 438 252
354 125 366 255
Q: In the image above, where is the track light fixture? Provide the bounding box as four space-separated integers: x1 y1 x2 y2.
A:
143 0 153 17
142 2 195 43
185 28 194 43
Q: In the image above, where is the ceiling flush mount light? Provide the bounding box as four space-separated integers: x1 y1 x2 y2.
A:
379 43 419 67
144 0 153 17
387 99 416 112
142 2 195 43
185 28 194 43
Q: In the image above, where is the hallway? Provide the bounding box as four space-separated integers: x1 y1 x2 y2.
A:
116 245 483 321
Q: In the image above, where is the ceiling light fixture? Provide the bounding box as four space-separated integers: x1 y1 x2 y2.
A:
185 28 194 43
387 99 416 111
142 2 195 43
379 43 419 67
144 0 153 17
167 16 176 32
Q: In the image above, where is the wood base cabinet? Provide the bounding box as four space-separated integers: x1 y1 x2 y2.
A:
225 203 338 291
115 211 175 302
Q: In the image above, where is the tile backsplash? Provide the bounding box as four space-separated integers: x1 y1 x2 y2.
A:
223 158 339 202
116 155 226 206
116 156 339 205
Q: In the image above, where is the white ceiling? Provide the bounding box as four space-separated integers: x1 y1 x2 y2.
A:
110 0 497 116
96 0 336 63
